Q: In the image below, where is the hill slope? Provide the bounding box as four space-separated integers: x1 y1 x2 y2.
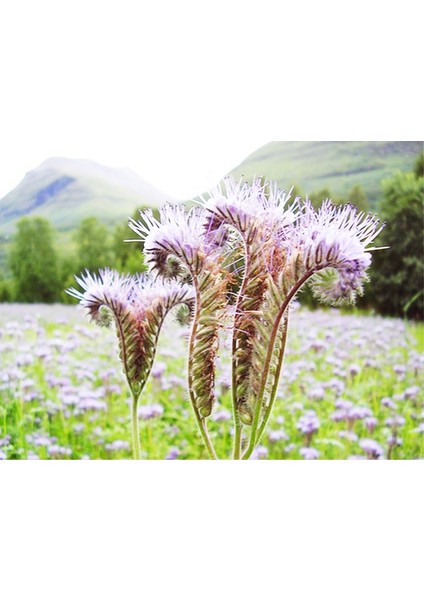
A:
0 157 174 234
230 141 423 207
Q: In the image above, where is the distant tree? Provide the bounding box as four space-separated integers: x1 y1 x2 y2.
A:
0 273 13 302
346 184 369 213
111 207 155 274
308 188 333 210
289 184 304 201
414 151 424 178
9 217 61 302
370 167 424 319
73 217 112 274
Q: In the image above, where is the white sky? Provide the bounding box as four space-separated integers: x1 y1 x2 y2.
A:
0 1 421 200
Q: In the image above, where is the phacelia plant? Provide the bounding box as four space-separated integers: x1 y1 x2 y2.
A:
68 177 383 459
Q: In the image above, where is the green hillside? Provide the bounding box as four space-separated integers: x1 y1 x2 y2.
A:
230 141 423 207
0 157 174 236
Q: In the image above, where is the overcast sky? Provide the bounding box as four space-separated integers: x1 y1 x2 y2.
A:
0 1 421 200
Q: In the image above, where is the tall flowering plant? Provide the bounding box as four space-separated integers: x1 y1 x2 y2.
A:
68 178 383 459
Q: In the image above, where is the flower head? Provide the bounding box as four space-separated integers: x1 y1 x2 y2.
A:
128 204 225 278
286 200 383 304
359 438 384 459
67 269 194 397
203 176 299 238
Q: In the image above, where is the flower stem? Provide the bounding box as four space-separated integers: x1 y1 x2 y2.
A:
242 273 312 460
255 314 289 446
131 394 141 460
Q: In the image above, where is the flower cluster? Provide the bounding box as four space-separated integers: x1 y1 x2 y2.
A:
69 176 384 460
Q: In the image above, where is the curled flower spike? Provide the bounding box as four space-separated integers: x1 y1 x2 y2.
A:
67 269 195 459
128 204 230 459
203 176 299 238
67 269 194 398
201 178 299 447
278 200 384 305
128 204 226 279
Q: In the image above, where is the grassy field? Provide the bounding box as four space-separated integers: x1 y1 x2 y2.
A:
0 303 423 460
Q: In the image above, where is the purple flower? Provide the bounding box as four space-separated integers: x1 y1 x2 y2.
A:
294 200 383 304
364 417 378 433
381 397 397 409
203 177 299 236
331 409 348 423
47 445 72 457
359 439 384 459
0 450 6 460
268 430 289 443
387 435 402 447
211 409 232 423
308 385 326 400
27 452 40 460
297 411 320 435
251 446 269 460
300 447 320 460
138 403 164 420
349 364 361 376
151 362 166 378
335 399 353 410
166 447 180 460
105 440 130 452
338 430 359 442
385 416 406 428
404 386 420 400
129 205 224 277
348 406 372 421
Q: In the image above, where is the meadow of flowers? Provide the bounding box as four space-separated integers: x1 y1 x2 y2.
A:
1 302 422 460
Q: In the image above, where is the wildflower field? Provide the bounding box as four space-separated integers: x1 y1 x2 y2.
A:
1 303 422 460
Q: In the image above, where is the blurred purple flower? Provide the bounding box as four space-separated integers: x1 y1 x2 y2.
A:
349 364 361 376
166 447 180 460
364 417 378 433
251 446 269 460
381 397 397 409
138 403 164 420
300 447 320 460
297 411 320 435
360 439 384 459
47 445 72 457
268 430 289 443
211 409 232 423
151 362 166 378
105 440 130 451
404 386 420 400
385 415 406 428
338 430 359 442
308 385 326 400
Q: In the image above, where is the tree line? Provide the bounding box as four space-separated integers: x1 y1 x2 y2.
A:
0 156 422 319
0 208 152 304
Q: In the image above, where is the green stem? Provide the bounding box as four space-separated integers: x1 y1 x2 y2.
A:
255 314 289 446
131 394 141 460
242 272 312 460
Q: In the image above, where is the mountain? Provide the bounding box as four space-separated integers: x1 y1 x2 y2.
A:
0 157 174 235
229 141 423 208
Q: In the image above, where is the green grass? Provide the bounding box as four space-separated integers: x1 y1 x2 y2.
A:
0 304 423 460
